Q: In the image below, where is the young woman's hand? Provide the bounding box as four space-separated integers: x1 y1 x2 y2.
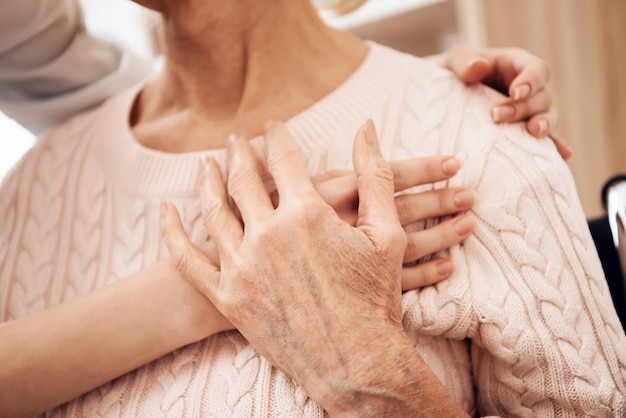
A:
434 45 572 160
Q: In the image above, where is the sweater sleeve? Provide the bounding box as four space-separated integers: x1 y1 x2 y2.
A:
0 0 153 135
397 68 626 416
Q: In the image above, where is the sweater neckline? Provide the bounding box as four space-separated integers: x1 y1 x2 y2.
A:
92 42 407 197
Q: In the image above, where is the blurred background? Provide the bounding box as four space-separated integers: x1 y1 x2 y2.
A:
1 0 624 218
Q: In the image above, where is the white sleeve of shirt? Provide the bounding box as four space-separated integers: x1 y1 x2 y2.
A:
0 0 154 135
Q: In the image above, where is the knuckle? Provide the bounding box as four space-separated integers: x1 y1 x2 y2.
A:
388 226 408 255
395 196 411 223
249 222 277 248
268 146 301 172
455 44 475 58
371 165 395 185
391 164 406 187
201 198 226 227
228 165 258 197
172 247 193 278
439 190 452 211
404 233 419 259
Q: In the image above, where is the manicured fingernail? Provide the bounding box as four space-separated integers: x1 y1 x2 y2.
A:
363 119 378 147
491 104 515 122
512 84 531 101
454 215 475 235
442 157 462 175
436 260 454 276
537 119 549 137
454 190 474 208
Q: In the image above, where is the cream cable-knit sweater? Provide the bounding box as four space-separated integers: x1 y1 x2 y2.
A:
1 42 625 417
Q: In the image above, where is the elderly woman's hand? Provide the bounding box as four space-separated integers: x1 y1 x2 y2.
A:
435 45 572 160
195 154 474 296
160 120 466 416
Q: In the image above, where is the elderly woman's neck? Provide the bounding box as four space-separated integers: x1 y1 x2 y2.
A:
131 0 367 152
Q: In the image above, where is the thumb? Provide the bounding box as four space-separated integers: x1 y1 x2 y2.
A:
353 120 405 251
442 45 493 84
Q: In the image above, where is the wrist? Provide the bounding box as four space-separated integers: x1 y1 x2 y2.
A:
307 329 467 417
150 260 231 343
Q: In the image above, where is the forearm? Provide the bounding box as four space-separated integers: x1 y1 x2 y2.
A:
0 260 225 417
308 330 468 417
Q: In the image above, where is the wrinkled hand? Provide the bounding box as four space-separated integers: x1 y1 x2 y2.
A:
161 120 434 412
191 154 475 296
437 45 571 160
312 156 473 290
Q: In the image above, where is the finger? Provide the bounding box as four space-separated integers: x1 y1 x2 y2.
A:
508 56 551 101
548 134 573 161
199 239 220 268
314 174 358 222
226 135 274 225
264 120 319 202
440 45 493 84
491 89 552 124
401 258 454 291
160 201 221 300
404 214 474 263
525 108 559 138
311 169 353 184
390 156 462 192
353 120 404 247
200 157 244 258
395 188 474 225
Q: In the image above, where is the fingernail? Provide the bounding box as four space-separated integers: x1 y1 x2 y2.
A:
442 157 462 175
512 84 531 101
363 119 378 147
436 260 454 276
454 215 475 235
454 190 474 208
537 119 549 137
491 104 515 122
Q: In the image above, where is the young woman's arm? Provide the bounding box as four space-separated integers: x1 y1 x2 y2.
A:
0 260 229 418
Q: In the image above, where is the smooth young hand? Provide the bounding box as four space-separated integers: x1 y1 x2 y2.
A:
436 45 571 160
